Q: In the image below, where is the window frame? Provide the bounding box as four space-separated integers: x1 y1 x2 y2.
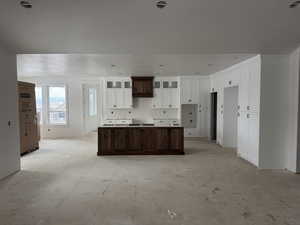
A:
45 84 69 127
88 87 97 117
35 86 43 125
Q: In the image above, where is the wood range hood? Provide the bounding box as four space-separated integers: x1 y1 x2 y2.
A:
131 76 154 98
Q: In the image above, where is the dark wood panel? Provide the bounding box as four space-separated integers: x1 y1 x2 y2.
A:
132 77 154 97
113 128 128 151
155 128 169 151
98 127 184 155
170 128 184 153
98 128 113 155
128 128 142 151
142 128 155 152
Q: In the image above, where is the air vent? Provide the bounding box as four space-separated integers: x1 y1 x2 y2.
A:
156 1 167 9
290 0 300 8
20 1 32 8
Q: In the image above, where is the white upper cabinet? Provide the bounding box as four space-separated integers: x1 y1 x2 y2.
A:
105 78 132 109
180 77 199 104
152 78 179 109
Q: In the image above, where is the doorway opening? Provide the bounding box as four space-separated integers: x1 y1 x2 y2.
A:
223 86 239 148
210 92 217 141
83 84 99 134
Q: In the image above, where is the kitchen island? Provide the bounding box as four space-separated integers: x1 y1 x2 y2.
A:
98 126 184 155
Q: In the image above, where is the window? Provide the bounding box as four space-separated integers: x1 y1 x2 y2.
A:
88 88 97 116
35 87 43 124
48 86 67 125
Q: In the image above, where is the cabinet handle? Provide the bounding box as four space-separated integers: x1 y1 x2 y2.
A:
247 114 250 118
237 112 240 117
247 106 250 110
229 81 232 85
169 104 172 107
237 105 240 110
188 99 192 102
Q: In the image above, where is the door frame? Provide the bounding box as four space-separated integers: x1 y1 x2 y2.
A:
82 84 100 134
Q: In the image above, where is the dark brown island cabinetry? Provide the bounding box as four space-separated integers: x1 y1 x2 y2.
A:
98 127 184 155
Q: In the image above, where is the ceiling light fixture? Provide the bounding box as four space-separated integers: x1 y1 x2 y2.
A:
289 0 300 8
156 1 167 9
20 0 32 8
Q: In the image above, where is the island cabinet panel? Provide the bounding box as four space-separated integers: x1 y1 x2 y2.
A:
170 128 184 153
113 129 128 152
155 128 170 151
142 128 155 152
99 128 114 154
128 128 143 151
98 127 184 155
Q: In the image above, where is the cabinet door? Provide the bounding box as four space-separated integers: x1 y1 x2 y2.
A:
190 80 200 104
113 129 128 152
237 111 249 160
152 88 161 108
248 64 260 113
170 128 183 152
238 67 249 112
128 128 142 152
247 112 259 166
99 129 113 154
181 78 192 104
155 128 169 151
105 88 115 109
161 88 171 108
122 88 132 108
170 85 179 108
142 128 155 152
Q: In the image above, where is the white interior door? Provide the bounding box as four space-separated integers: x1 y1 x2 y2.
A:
83 84 99 134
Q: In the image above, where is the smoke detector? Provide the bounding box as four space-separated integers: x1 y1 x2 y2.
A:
156 1 167 9
290 0 300 8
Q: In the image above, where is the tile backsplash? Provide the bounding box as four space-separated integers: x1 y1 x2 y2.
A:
104 98 178 123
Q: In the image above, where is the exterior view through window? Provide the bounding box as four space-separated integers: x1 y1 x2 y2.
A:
48 86 67 124
88 88 97 116
35 87 42 124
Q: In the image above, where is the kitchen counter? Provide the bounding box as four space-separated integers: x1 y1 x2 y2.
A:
100 124 182 128
98 126 184 155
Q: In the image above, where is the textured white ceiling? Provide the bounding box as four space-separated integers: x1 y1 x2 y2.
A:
17 54 255 77
1 0 299 54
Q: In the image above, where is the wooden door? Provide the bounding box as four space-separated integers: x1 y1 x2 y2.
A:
128 128 142 152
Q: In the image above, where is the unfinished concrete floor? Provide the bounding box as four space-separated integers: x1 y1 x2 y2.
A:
0 133 299 225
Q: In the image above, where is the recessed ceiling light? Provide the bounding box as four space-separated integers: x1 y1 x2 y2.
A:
156 1 167 9
20 1 32 8
290 0 300 8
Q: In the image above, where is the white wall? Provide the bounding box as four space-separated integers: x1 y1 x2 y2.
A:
223 86 238 148
284 48 300 172
0 47 20 180
18 76 102 138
